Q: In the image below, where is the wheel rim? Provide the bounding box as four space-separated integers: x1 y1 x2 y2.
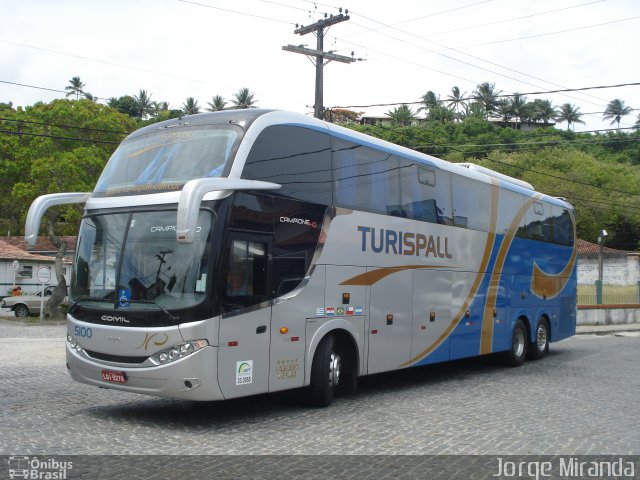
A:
16 307 27 317
536 322 548 351
514 327 525 358
328 352 341 387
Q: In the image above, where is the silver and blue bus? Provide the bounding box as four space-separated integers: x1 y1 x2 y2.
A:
26 110 577 406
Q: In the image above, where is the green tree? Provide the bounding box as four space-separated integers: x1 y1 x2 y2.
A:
446 86 466 116
557 103 585 130
509 93 527 129
65 76 86 100
231 88 257 109
473 82 501 118
532 99 557 125
83 93 98 102
133 89 155 119
386 104 416 126
418 91 439 117
1 99 136 314
603 99 633 131
107 95 138 117
182 97 201 115
207 95 227 111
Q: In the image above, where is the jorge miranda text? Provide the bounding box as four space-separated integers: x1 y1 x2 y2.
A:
493 457 635 479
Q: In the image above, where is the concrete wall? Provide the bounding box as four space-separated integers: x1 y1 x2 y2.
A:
577 305 640 325
578 254 640 286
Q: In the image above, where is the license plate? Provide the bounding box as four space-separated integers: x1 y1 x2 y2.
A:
101 369 127 383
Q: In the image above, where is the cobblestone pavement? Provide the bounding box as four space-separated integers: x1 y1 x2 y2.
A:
1 320 638 456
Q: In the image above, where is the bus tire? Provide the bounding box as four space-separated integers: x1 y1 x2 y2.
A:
528 317 549 360
308 334 340 407
503 319 528 367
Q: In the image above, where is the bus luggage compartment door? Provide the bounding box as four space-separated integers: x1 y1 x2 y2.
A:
367 269 412 374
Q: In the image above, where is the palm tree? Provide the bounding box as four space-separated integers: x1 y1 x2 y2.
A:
207 95 227 111
473 82 501 118
603 99 633 131
557 103 585 130
133 89 155 119
533 99 557 125
497 99 513 123
83 92 98 102
65 76 86 100
231 88 257 109
446 86 466 115
386 104 416 126
182 97 200 115
509 93 527 129
418 90 439 116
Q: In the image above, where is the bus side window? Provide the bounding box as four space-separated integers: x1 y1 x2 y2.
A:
451 174 491 232
332 139 401 215
399 161 452 225
223 239 268 312
242 126 332 206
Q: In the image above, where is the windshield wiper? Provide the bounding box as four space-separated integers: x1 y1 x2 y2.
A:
127 299 179 322
68 296 112 313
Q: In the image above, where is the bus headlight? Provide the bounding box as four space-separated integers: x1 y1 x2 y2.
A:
150 340 208 366
66 334 83 353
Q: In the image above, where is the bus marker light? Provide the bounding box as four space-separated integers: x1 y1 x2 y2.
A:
371 329 378 334
280 327 289 334
228 341 238 347
291 336 299 342
420 325 427 330
430 312 436 321
342 293 350 304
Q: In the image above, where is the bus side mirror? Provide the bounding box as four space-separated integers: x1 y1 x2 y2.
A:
25 192 91 247
176 178 280 243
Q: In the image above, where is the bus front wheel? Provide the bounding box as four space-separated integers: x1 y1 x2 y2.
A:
503 319 528 367
309 334 340 407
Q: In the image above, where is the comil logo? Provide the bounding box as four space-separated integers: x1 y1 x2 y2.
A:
101 315 130 324
8 456 73 479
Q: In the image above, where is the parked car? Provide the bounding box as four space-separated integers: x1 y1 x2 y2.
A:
1 286 69 317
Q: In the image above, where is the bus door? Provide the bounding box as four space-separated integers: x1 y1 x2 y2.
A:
218 233 272 398
367 269 412 374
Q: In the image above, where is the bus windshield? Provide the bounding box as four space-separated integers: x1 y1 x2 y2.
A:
93 125 242 197
71 210 213 311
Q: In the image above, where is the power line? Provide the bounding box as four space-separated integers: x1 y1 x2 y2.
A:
177 0 294 24
344 10 617 110
454 15 640 49
0 129 120 145
328 82 640 110
0 117 131 135
416 1 605 38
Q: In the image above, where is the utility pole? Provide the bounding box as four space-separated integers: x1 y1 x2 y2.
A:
282 9 361 120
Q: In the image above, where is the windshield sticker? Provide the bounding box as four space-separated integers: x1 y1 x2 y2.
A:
118 289 131 308
236 361 253 385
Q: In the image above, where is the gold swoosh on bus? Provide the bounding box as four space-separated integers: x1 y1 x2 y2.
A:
400 178 501 367
479 193 543 355
530 212 577 299
340 265 456 286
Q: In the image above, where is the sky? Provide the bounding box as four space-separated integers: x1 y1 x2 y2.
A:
1 0 639 132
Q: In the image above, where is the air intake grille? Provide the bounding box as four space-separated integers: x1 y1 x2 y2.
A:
85 350 148 364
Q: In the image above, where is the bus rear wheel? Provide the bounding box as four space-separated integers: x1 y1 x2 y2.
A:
503 319 528 367
528 317 549 360
309 334 341 407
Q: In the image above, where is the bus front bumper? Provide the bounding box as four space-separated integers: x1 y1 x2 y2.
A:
66 344 224 401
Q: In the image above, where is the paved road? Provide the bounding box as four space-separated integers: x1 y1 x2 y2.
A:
1 320 639 456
